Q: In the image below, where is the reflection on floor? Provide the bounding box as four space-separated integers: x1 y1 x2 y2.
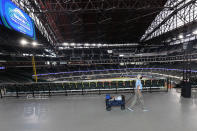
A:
0 89 197 131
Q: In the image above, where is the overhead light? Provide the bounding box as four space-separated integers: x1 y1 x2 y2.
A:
20 39 28 45
193 30 197 35
120 63 124 66
172 37 176 40
32 41 38 46
59 47 63 50
70 43 75 46
107 50 113 53
92 44 96 46
179 34 183 39
98 44 102 47
63 42 69 46
130 43 139 46
85 43 89 46
119 54 124 57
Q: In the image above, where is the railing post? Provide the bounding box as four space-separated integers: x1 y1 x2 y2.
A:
32 84 35 98
82 87 84 95
116 81 118 94
167 78 169 92
48 83 51 96
150 80 152 93
16 85 19 97
63 83 67 96
170 78 172 90
0 86 3 99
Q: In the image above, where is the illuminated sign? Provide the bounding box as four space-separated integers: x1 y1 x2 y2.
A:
0 67 5 70
0 0 36 39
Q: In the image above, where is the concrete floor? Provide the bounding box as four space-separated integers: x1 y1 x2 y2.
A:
0 89 197 131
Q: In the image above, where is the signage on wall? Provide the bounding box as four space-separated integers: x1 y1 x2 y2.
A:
0 67 5 70
0 0 36 39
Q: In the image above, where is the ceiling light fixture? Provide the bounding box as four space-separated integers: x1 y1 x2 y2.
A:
20 39 28 45
70 43 75 46
179 34 183 39
32 41 38 46
63 42 69 46
193 30 197 35
98 43 102 47
85 43 89 46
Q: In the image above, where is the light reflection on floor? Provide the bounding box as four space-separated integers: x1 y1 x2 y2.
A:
0 89 197 131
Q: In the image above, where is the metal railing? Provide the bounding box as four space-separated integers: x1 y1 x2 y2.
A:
0 79 168 98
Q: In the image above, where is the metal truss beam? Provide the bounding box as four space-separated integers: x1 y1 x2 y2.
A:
64 52 197 64
33 0 169 13
35 0 64 43
141 0 197 41
11 0 62 46
11 0 169 45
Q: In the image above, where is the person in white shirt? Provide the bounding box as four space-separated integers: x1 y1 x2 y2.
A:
128 74 148 111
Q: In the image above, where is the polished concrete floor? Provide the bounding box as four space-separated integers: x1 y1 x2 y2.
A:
0 89 197 131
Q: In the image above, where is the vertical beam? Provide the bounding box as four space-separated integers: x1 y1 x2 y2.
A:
0 87 3 99
181 46 191 98
32 56 37 83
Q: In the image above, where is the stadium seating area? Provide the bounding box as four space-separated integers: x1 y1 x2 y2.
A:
1 61 197 83
4 79 166 96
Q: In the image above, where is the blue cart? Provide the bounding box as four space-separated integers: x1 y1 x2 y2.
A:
105 94 125 111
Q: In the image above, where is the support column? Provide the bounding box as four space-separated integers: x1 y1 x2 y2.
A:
181 44 191 98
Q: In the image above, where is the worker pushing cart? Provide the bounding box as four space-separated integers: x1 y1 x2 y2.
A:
128 74 148 112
